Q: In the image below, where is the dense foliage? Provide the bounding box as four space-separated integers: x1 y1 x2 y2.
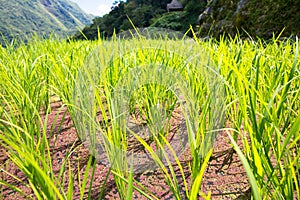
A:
73 0 300 40
198 0 300 39
72 0 207 40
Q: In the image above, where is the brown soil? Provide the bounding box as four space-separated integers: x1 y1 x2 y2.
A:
0 101 250 199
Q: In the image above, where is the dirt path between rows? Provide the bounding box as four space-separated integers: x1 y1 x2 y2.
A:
0 101 250 199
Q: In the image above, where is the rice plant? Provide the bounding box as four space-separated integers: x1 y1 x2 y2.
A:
0 33 299 199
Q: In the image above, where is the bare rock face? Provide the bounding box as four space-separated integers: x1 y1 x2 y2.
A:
198 7 212 24
235 0 248 13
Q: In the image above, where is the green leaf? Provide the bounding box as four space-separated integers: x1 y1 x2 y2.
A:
189 149 213 199
227 131 262 200
126 154 134 200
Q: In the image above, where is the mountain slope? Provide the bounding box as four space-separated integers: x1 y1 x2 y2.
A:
72 0 207 40
0 0 93 45
72 0 299 41
197 0 300 39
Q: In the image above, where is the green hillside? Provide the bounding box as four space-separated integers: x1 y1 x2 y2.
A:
0 0 93 45
198 0 300 39
73 0 299 40
72 0 207 40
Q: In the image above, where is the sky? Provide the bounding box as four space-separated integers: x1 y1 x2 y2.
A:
70 0 119 17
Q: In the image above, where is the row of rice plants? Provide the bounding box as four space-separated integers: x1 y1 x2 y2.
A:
0 34 299 199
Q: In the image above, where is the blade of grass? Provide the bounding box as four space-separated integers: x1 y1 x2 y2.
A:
226 130 262 200
189 149 213 199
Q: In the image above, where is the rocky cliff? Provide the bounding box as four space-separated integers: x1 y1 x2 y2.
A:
197 0 300 39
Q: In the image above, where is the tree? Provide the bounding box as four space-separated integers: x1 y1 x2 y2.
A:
72 0 207 40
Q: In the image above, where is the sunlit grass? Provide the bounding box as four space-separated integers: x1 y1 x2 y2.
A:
0 34 299 199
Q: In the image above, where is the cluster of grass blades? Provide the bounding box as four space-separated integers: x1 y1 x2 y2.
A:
220 35 300 200
0 31 299 200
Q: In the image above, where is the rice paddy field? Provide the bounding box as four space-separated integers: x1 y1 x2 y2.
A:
0 33 299 199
